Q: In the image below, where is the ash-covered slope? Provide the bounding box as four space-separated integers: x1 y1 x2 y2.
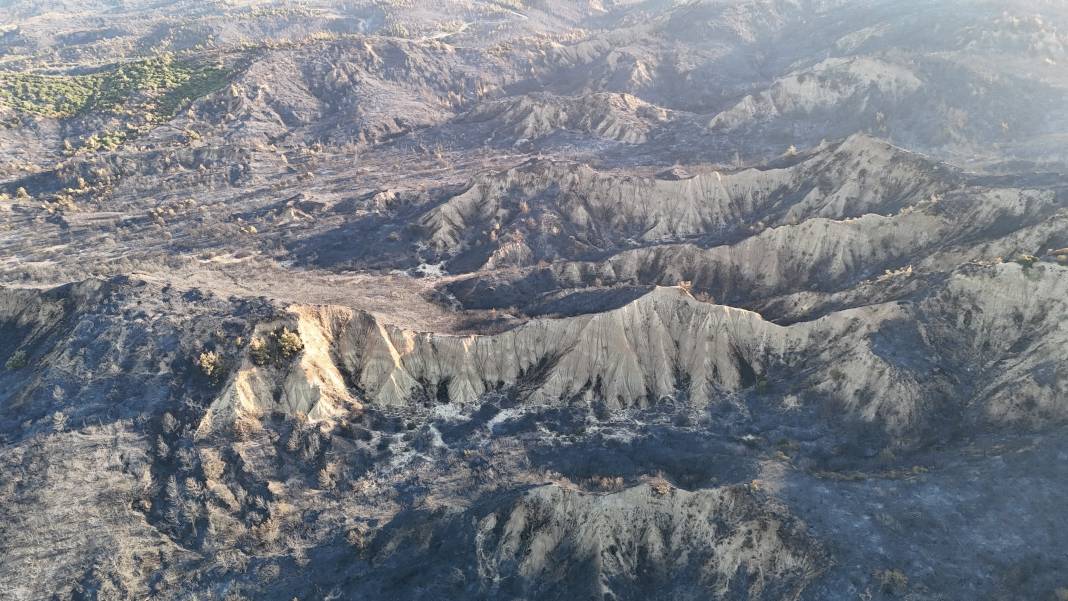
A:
363 483 828 601
4 2 1068 601
0 277 275 438
181 36 518 147
3 262 1068 599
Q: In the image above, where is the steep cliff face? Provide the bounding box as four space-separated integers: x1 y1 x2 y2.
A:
204 307 357 426
708 57 924 133
334 286 796 408
459 92 669 144
175 262 1057 438
437 140 1066 319
417 135 952 270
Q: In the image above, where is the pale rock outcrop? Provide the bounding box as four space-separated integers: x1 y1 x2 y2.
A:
241 287 918 433
330 287 791 409
460 92 669 144
450 172 1060 310
418 136 952 267
709 57 922 130
220 263 1068 435
203 306 358 427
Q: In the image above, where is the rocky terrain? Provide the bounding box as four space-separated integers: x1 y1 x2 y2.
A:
2 1 1068 600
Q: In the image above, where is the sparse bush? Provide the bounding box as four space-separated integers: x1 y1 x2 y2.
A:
692 290 715 303
82 130 127 152
4 350 28 370
276 327 304 359
587 475 625 492
285 428 303 453
301 429 323 462
176 446 198 472
318 461 339 489
348 525 373 559
489 0 525 10
51 411 68 432
874 568 908 594
248 337 270 366
196 350 225 383
183 476 203 497
754 376 769 392
200 448 226 482
649 475 673 497
161 412 179 434
252 514 282 544
247 327 304 366
256 562 282 584
223 591 252 601
1014 254 1039 269
346 525 367 550
156 436 171 459
382 20 411 38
